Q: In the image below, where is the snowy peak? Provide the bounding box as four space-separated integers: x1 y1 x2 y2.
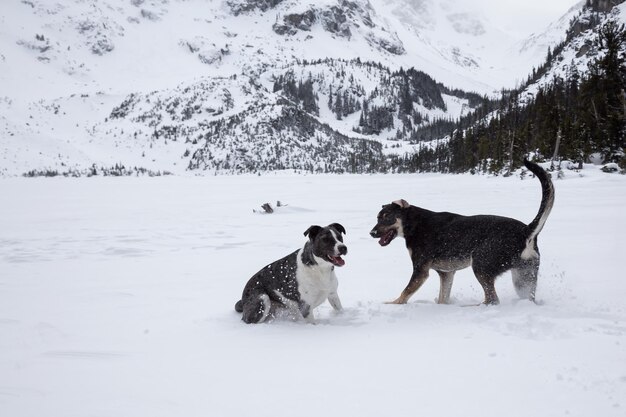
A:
519 0 626 100
0 0 596 176
516 1 585 62
1 0 578 101
379 0 505 71
387 0 489 38
269 0 406 55
226 0 286 16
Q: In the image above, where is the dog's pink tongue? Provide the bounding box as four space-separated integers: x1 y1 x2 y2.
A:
378 230 394 246
331 256 345 267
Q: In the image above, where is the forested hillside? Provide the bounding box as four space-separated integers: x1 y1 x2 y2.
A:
406 1 625 174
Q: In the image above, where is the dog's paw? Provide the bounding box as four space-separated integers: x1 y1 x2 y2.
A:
384 298 406 305
302 313 317 324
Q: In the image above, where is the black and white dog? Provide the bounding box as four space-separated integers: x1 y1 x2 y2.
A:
235 223 347 323
370 159 554 305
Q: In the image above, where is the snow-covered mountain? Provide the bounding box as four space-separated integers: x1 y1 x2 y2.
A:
516 1 586 66
0 0 588 175
1 0 568 98
519 0 626 102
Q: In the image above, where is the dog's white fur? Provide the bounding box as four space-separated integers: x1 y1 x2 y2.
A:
295 249 343 322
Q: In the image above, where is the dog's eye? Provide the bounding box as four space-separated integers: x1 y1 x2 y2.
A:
383 213 397 223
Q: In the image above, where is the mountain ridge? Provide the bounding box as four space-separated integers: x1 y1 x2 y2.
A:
1 0 603 176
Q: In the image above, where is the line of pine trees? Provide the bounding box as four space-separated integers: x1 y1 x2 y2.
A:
273 73 320 115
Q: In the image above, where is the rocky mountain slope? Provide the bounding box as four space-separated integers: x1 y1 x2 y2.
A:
0 0 585 175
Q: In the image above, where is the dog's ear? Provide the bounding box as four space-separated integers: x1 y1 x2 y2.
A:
392 199 410 209
328 223 346 235
304 225 322 240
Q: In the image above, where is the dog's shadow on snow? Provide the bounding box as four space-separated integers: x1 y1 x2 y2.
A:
266 299 472 326
263 307 367 327
227 298 545 327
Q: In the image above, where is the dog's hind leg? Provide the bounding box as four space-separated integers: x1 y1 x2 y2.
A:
474 273 499 305
472 249 506 305
387 267 430 304
436 271 455 304
241 293 272 324
472 261 500 305
512 261 539 302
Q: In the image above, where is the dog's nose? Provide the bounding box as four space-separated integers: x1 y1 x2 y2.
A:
370 229 379 238
338 245 347 255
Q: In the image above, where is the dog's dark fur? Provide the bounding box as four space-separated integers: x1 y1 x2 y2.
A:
235 223 347 324
370 159 554 305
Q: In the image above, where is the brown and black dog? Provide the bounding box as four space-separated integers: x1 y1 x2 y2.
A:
370 159 554 305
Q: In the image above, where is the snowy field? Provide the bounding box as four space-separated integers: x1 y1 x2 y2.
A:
1 167 625 417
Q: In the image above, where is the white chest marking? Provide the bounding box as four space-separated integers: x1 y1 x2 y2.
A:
295 249 338 309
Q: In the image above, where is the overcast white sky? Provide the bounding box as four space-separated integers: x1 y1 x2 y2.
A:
476 0 583 37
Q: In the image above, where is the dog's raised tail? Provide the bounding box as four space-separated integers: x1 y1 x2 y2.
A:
522 159 555 259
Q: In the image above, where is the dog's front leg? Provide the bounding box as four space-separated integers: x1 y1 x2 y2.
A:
298 300 316 323
387 266 430 304
436 271 455 304
327 292 343 312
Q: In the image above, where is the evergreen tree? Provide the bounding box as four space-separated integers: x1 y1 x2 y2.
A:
334 92 343 120
591 20 626 160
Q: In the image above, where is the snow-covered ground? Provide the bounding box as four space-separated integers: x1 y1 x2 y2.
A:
1 166 625 417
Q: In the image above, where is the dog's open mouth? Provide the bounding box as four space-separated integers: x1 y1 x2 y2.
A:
327 255 345 267
379 229 397 246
